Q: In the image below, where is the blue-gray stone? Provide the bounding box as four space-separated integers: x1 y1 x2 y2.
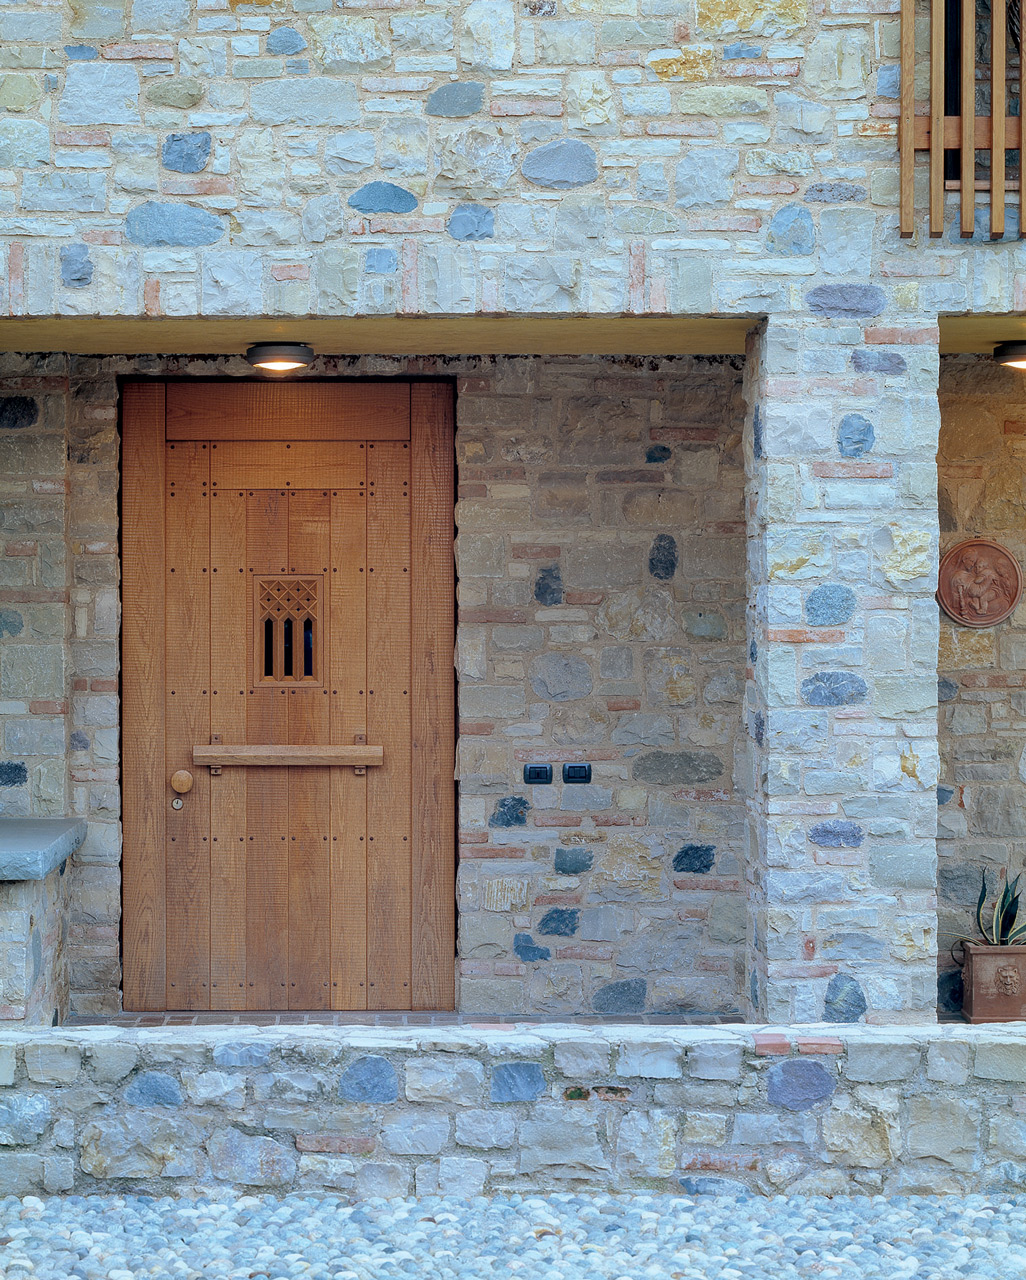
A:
0 1095 50 1145
805 583 857 627
447 202 494 241
60 243 93 288
65 45 98 59
339 1055 398 1104
632 751 724 786
805 181 868 203
648 534 677 581
522 139 598 189
937 784 956 805
489 796 530 828
538 908 579 937
124 1071 182 1107
808 819 863 848
852 349 906 374
823 973 868 1023
723 42 761 58
767 202 815 256
364 247 398 273
212 1042 270 1067
646 444 671 463
286 58 309 74
837 412 875 458
749 639 758 665
752 403 763 459
348 182 418 214
513 933 550 962
0 610 23 639
679 1176 752 1197
161 131 211 174
491 1062 546 1102
125 201 225 247
426 81 484 117
21 171 106 212
267 27 306 55
529 653 592 702
938 677 958 703
554 847 593 875
0 764 27 788
808 284 886 317
0 818 87 881
593 978 646 1014
753 711 764 747
938 968 963 1015
673 844 715 874
534 564 563 606
877 65 900 98
0 396 38 430
749 969 759 1008
767 1059 836 1111
801 671 868 707
69 730 89 750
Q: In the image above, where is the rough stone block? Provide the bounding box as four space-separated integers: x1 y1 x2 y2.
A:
0 1094 50 1145
25 1044 80 1085
844 1041 920 1083
688 1043 742 1082
553 1040 611 1078
382 1113 450 1155
455 1109 516 1149
975 1042 1026 1083
208 1127 296 1186
617 1041 682 1079
927 1041 971 1086
906 1097 979 1166
492 1061 546 1102
520 1108 609 1176
405 1056 484 1104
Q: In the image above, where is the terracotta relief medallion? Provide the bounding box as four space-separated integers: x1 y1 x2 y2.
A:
937 538 1024 628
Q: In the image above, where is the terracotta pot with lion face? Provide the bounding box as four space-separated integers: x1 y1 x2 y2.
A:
962 942 1026 1022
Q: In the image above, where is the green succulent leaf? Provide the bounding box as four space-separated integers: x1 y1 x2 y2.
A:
977 872 990 943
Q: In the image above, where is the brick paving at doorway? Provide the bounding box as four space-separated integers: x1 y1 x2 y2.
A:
66 1010 742 1027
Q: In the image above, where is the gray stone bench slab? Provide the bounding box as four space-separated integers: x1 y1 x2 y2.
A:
0 819 87 882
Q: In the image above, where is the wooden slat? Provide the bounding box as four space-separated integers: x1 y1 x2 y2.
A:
960 0 975 235
366 441 412 1009
410 385 456 1011
1021 0 1026 231
164 441 211 1009
195 744 382 767
211 441 364 491
121 381 167 1011
246 489 290 1009
931 0 946 234
899 0 916 236
915 115 1024 148
167 381 411 441
992 0 1007 237
330 488 369 1009
286 489 333 1009
209 485 248 1010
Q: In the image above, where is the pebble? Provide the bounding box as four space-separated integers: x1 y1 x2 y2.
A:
0 1193 1025 1278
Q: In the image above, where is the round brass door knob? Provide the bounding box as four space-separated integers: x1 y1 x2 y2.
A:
170 770 194 794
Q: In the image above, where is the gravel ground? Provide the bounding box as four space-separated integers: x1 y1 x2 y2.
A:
1 1192 1025 1279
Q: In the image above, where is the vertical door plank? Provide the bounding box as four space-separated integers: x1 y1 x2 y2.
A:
410 385 456 1010
992 0 1006 238
330 485 368 1009
366 440 413 1009
899 0 915 237
286 489 332 1009
959 0 974 236
165 441 211 1009
930 0 946 235
209 481 248 1009
246 488 290 1009
122 381 167 1011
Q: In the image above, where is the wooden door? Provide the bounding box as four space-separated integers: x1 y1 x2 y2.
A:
121 380 455 1011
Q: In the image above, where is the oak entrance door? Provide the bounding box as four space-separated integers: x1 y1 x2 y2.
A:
121 380 454 1011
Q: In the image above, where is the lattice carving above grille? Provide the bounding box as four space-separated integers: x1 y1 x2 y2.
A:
256 576 322 685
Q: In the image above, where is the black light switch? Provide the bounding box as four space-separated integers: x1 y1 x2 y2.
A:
523 763 553 785
562 763 592 784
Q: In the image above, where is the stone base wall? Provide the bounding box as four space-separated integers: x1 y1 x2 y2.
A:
0 1023 1022 1197
0 863 69 1026
937 354 1026 1013
0 351 746 1017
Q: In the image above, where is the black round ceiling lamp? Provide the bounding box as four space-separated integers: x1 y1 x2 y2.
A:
994 341 1026 369
245 342 314 373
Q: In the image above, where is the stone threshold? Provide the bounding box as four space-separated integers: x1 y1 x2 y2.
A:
66 1011 744 1028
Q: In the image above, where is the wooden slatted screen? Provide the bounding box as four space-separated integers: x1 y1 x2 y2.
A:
900 0 1025 237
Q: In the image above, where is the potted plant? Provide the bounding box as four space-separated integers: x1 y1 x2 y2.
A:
958 871 1026 1023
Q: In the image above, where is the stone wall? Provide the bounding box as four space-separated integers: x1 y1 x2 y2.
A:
0 352 747 1017
0 863 70 1025
937 354 1026 1013
0 1023 1022 1197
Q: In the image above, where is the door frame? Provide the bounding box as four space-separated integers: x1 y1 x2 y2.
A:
119 376 457 1011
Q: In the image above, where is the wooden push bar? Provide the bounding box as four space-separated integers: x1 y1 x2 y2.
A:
194 744 383 768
